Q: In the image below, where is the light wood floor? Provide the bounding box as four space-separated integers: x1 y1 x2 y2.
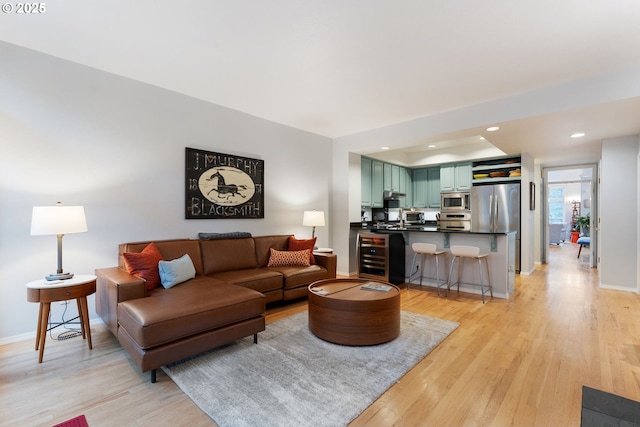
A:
2 243 639 426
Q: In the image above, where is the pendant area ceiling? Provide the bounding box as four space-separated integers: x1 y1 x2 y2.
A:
1 0 640 165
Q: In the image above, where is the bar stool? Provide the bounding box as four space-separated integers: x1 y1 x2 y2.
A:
446 245 492 303
408 243 448 293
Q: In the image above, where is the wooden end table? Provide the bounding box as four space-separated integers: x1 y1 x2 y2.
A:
26 274 97 363
308 278 400 346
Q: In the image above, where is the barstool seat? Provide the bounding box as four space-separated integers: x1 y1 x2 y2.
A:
409 243 447 293
446 245 492 303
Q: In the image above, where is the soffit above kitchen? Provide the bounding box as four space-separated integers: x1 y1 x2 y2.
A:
364 96 640 167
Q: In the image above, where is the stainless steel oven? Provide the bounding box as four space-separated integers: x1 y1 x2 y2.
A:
441 191 471 211
438 211 472 231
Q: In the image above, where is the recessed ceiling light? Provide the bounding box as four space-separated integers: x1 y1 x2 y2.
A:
486 126 500 132
428 144 436 148
570 132 585 138
380 146 390 150
479 136 485 140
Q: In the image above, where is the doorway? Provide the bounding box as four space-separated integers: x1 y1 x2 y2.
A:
541 165 597 267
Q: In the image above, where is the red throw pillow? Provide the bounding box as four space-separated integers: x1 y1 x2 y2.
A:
288 236 316 265
123 242 163 291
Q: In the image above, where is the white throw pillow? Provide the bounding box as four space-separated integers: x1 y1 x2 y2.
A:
158 254 196 288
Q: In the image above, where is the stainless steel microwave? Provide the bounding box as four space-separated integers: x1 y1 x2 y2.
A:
441 191 471 211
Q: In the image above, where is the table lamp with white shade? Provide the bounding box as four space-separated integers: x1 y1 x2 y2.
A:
302 210 325 250
30 202 88 281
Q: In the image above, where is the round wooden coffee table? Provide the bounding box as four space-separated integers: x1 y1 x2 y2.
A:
308 278 400 346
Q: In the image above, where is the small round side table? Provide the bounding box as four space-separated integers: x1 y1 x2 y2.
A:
313 247 334 254
26 274 97 363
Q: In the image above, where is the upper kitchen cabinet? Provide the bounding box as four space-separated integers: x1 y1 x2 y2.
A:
372 161 384 206
362 157 384 207
426 167 441 207
412 167 440 208
383 163 402 192
440 162 472 191
384 163 412 207
413 168 428 208
361 157 372 206
400 167 412 208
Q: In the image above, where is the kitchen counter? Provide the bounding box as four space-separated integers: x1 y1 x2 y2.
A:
351 222 516 235
350 223 517 299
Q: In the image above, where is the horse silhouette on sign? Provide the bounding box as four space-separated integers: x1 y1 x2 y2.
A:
206 171 248 200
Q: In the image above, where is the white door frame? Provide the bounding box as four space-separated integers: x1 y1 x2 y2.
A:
541 164 598 266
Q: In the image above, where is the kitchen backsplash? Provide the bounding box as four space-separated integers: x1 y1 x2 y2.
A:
362 206 439 222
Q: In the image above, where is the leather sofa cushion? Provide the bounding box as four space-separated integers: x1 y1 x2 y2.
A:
254 235 290 267
117 277 265 349
266 265 328 290
206 268 283 293
119 239 203 276
200 238 258 274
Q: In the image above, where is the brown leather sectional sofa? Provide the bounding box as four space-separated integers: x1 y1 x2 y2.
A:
95 235 337 382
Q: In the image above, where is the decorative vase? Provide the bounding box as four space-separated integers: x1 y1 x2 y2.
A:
570 231 580 243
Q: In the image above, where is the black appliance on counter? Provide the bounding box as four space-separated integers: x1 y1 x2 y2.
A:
373 198 404 223
357 232 405 284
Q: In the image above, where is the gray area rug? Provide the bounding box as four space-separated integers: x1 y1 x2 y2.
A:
162 311 458 427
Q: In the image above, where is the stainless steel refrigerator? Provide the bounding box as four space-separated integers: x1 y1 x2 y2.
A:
471 183 521 272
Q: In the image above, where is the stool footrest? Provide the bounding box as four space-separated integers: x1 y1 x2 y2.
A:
447 281 493 294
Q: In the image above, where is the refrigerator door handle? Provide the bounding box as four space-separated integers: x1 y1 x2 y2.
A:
494 195 499 231
489 194 494 232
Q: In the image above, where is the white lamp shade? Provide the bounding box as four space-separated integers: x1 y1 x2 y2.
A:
31 205 88 236
302 210 325 227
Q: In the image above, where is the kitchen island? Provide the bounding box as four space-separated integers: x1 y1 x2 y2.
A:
351 223 517 299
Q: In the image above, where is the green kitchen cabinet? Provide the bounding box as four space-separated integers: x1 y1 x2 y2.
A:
400 167 412 208
362 157 384 207
383 163 401 192
412 168 429 208
426 167 441 207
440 162 471 191
440 165 454 191
361 157 372 206
371 160 384 207
413 167 440 208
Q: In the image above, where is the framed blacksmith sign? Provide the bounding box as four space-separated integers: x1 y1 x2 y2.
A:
185 147 264 219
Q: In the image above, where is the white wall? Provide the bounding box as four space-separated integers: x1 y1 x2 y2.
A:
600 135 639 291
519 153 535 274
0 42 332 341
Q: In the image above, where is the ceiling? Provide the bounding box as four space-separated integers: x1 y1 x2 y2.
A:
2 1 640 166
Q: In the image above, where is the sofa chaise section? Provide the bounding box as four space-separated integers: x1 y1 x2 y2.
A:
117 277 265 382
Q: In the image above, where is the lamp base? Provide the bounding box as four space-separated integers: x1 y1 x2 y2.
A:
45 272 74 281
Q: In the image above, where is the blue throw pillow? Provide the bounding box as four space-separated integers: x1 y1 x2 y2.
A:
158 254 196 289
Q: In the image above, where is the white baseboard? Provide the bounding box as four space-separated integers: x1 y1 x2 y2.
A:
599 283 639 293
0 317 104 346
